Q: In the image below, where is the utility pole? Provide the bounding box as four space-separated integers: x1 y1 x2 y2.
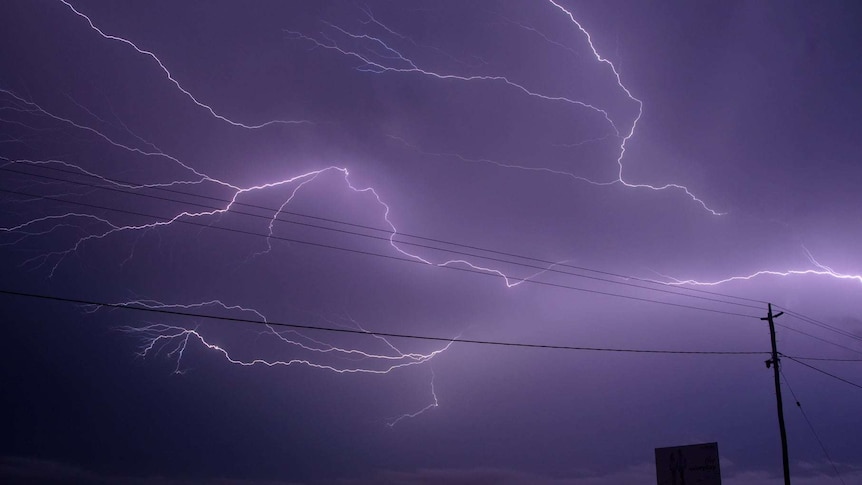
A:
762 303 790 485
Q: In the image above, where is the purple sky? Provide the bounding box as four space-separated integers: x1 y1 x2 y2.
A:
2 1 861 483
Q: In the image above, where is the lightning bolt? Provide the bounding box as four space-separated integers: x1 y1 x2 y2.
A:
0 84 560 285
283 2 724 215
89 300 455 420
659 247 862 287
0 70 552 422
386 367 439 427
95 300 454 374
6 1 849 428
56 0 312 130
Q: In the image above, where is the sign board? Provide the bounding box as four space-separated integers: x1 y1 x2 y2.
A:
655 441 721 485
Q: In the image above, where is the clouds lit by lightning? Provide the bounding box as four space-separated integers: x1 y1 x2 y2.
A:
0 47 552 423
7 0 855 429
0 82 557 286
0 1 583 424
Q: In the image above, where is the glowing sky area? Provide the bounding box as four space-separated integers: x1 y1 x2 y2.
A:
2 1 862 484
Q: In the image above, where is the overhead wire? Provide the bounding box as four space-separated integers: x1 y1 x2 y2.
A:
783 356 862 363
776 306 862 344
783 355 862 391
780 369 846 484
0 288 768 356
0 183 762 319
0 163 766 308
776 325 862 357
4 164 862 352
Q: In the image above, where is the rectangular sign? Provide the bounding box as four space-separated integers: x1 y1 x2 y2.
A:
655 441 721 485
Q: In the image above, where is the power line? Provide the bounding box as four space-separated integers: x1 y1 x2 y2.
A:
777 306 862 345
0 165 762 311
0 170 758 311
784 356 862 362
780 369 846 485
1 163 766 308
0 186 761 319
0 288 768 356
783 355 862 391
7 166 861 350
776 324 862 357
5 172 861 355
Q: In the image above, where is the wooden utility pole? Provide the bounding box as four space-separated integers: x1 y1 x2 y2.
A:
762 303 790 485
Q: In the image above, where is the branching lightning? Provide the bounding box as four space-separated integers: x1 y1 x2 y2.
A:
57 0 312 130
0 80 562 286
661 247 862 288
2 1 857 427
283 2 724 215
386 367 439 427
0 1 584 423
94 300 454 375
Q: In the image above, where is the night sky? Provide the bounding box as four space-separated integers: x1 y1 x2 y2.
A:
2 1 862 484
